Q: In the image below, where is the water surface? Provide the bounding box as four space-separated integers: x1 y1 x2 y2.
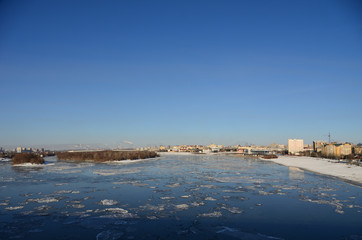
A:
0 154 361 239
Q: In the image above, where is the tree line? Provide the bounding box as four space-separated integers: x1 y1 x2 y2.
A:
56 150 159 162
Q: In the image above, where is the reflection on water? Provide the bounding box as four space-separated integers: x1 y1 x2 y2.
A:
288 166 304 180
0 154 361 240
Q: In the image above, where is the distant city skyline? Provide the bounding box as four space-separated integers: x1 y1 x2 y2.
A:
1 0 361 147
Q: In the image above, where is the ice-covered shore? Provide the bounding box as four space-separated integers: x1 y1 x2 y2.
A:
261 155 362 185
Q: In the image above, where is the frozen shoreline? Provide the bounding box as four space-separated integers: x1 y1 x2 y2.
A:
260 155 362 185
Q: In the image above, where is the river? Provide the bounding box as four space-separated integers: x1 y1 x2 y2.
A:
0 153 361 239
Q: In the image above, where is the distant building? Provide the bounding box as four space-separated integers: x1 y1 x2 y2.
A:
16 147 22 153
321 143 352 158
288 139 304 154
354 146 362 155
313 141 327 152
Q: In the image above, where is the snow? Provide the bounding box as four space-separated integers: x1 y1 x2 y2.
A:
261 156 362 184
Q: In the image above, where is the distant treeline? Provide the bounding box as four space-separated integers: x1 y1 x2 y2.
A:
261 154 278 159
12 153 44 165
56 150 159 162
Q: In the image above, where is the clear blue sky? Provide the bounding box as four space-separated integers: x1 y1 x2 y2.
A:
1 0 361 149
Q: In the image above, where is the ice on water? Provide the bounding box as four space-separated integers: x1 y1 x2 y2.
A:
98 199 119 206
0 154 361 239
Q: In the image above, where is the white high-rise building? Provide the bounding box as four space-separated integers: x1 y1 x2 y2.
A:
288 139 304 154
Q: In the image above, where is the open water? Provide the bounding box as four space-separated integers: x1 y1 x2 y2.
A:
0 154 361 240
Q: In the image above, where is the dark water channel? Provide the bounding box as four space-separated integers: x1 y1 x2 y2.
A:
0 154 361 239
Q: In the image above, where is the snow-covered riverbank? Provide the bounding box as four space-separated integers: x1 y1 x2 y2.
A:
260 155 362 185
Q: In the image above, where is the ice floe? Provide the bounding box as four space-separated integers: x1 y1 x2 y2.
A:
221 206 243 214
205 197 217 201
174 204 189 210
98 199 119 206
180 195 191 199
166 183 181 188
34 205 52 211
160 196 175 200
198 211 222 217
93 169 141 176
5 206 24 210
72 204 85 208
26 197 59 203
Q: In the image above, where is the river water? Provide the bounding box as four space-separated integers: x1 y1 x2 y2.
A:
0 154 361 240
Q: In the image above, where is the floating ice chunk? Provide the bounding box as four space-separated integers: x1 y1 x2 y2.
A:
71 191 80 194
72 204 85 209
198 211 222 218
98 199 119 206
0 202 9 206
96 230 124 240
54 190 72 194
180 195 191 199
258 191 273 195
34 205 52 211
190 202 205 207
55 183 68 186
112 181 133 185
27 197 59 203
93 169 140 176
5 206 24 210
160 197 175 200
175 204 189 210
12 163 43 166
335 209 344 214
221 206 243 214
104 208 128 214
96 208 137 218
199 185 217 189
205 197 217 201
166 183 181 188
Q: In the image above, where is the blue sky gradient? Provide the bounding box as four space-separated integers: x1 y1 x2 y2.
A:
1 0 361 148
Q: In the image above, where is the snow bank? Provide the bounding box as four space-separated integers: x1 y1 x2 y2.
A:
261 156 362 184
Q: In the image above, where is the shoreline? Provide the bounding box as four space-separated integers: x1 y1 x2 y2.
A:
259 155 362 186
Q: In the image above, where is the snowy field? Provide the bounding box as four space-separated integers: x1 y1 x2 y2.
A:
261 155 362 185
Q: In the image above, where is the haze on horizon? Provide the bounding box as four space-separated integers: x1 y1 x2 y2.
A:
1 0 361 148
